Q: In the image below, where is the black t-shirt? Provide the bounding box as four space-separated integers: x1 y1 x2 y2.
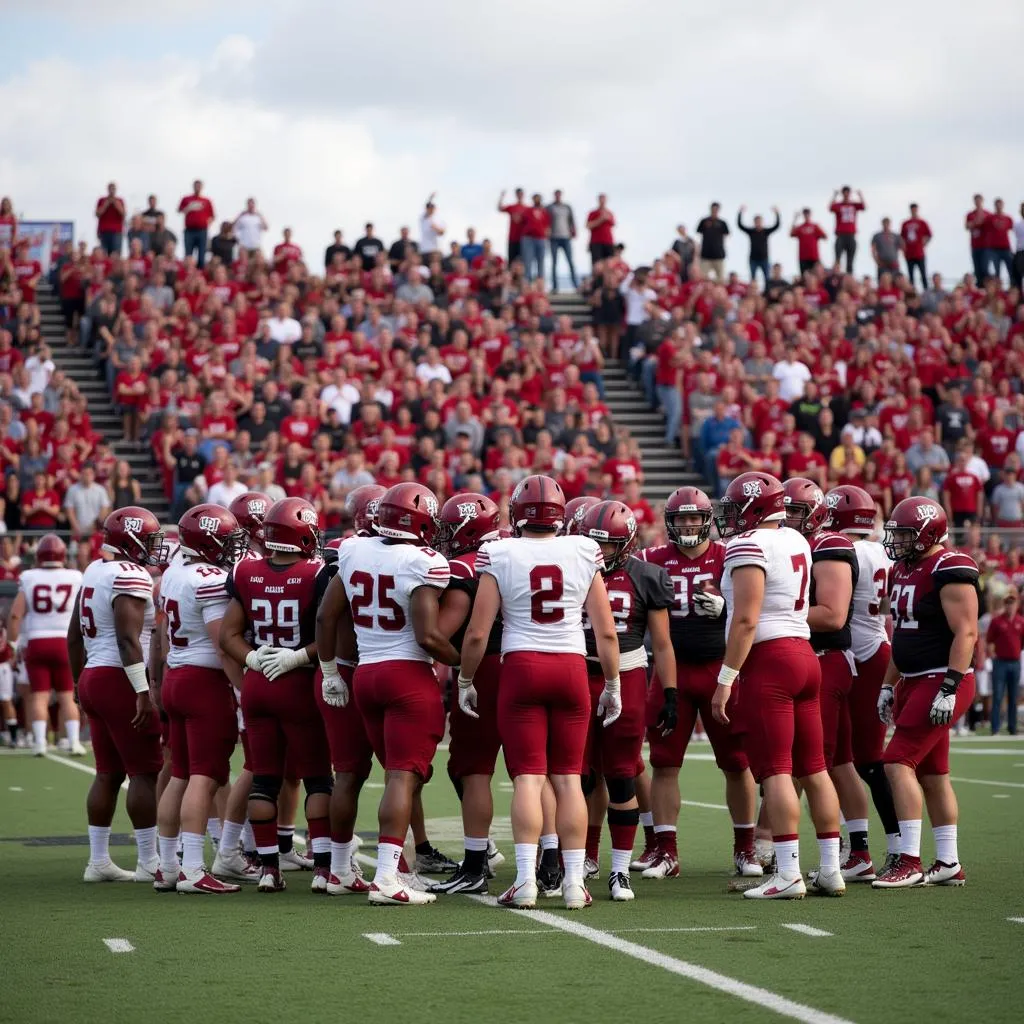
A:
262 398 287 425
389 238 419 266
324 242 351 268
293 338 321 362
210 235 236 265
583 556 675 660
354 236 384 271
936 404 969 444
239 415 273 446
174 450 206 484
696 217 730 260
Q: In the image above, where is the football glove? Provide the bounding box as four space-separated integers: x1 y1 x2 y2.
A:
597 676 622 727
245 646 273 673
929 671 962 727
457 674 479 719
692 590 725 618
320 660 349 708
655 687 678 737
877 683 895 725
259 646 310 681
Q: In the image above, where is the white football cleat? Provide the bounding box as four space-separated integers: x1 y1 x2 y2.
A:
754 838 775 870
69 742 88 757
257 868 287 892
83 860 135 883
368 875 436 905
562 881 592 910
279 848 313 871
608 871 634 901
923 860 966 886
152 867 178 892
840 852 876 882
584 857 600 880
57 737 69 751
398 869 433 893
326 870 371 895
487 838 505 875
134 859 159 883
641 853 680 879
808 867 846 897
176 868 241 894
630 843 659 872
497 879 538 909
212 848 260 884
33 741 46 757
734 851 764 877
742 872 807 900
310 867 330 893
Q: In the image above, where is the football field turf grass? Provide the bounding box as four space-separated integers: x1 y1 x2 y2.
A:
2 738 1022 1024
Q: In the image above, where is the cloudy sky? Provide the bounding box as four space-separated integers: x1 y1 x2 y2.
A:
2 0 1021 279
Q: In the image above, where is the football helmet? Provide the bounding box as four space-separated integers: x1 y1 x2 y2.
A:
826 485 877 535
376 482 440 545
714 472 786 538
581 500 638 572
883 497 948 563
35 533 67 568
228 491 270 552
345 484 386 537
510 474 566 535
782 477 829 536
101 506 165 565
439 492 500 556
177 503 247 567
262 497 322 557
665 486 713 547
563 496 601 536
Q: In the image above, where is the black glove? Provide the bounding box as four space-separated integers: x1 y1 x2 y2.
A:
656 687 678 737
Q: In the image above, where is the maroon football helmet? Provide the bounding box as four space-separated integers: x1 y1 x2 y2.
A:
563 496 601 536
376 482 440 545
510 474 566 535
714 472 786 538
345 484 386 537
665 486 714 548
883 496 948 563
582 500 638 572
826 485 877 535
229 491 270 553
102 506 165 565
439 492 500 556
177 504 247 567
782 477 830 536
35 533 67 568
262 497 322 557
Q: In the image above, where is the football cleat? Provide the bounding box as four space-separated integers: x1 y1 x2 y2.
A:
326 870 371 895
428 867 488 895
923 860 966 887
134 859 159 883
734 851 764 877
279 848 313 871
152 867 178 893
497 880 538 909
630 842 659 872
808 867 846 897
398 869 433 893
69 741 88 757
840 851 876 882
368 876 436 906
177 868 241 894
608 871 635 901
641 852 680 879
310 866 331 893
584 856 600 880
257 868 287 893
414 845 459 874
34 741 46 757
562 881 592 910
754 838 776 870
871 854 924 889
742 872 807 900
839 832 850 867
487 839 505 876
83 860 135 883
537 859 563 898
212 848 260 884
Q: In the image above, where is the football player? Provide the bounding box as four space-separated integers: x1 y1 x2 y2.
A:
872 498 978 888
637 487 761 879
220 497 333 893
579 500 676 900
154 504 247 894
563 496 601 536
68 507 165 883
7 534 84 756
784 477 875 882
826 485 901 874
321 482 458 906
458 474 620 910
711 473 843 899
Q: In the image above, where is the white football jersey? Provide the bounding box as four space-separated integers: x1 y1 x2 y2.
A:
18 567 83 640
478 535 604 656
335 537 451 666
850 538 891 661
160 559 231 670
722 527 811 644
80 559 156 668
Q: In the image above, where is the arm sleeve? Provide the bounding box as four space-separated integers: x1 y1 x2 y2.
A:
414 550 452 590
723 536 768 572
110 566 154 603
933 552 980 590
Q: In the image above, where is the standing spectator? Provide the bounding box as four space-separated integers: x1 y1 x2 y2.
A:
618 267 656 370
209 221 236 265
986 591 1022 736
324 229 350 268
698 400 741 492
671 225 696 281
870 217 902 280
654 329 685 447
546 189 577 291
141 194 163 233
772 346 812 403
987 198 1014 285
233 198 267 254
695 202 729 281
789 208 826 275
828 185 866 271
207 461 247 508
272 227 303 272
899 202 932 289
990 466 1024 527
353 223 384 271
520 193 550 283
0 196 17 250
1013 201 1024 291
905 426 950 483
178 179 215 268
63 463 111 539
419 194 445 256
942 450 985 531
389 225 418 270
585 193 616 267
107 459 142 510
94 182 126 256
147 212 176 257
737 205 780 284
497 187 528 265
965 193 990 283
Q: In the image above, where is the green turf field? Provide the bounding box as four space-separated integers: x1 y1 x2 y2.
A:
2 739 1022 1024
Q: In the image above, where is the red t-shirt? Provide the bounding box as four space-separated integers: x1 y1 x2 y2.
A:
791 222 826 262
587 209 615 246
986 613 1024 661
602 457 642 489
987 213 1014 251
21 489 61 529
785 450 826 478
900 217 932 260
273 242 303 269
14 259 42 303
178 194 216 230
830 200 864 235
200 413 237 439
943 470 983 515
95 196 125 234
279 416 320 447
978 427 1015 469
521 207 551 239
114 372 147 408
965 209 989 250
500 203 528 243
625 498 655 528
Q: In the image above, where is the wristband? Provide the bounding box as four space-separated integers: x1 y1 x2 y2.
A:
320 658 341 677
941 668 964 694
662 687 678 703
338 659 357 669
245 650 262 673
717 665 739 688
124 662 149 694
457 673 475 689
604 675 621 691
293 647 311 667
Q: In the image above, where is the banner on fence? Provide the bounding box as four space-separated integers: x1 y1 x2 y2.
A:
15 221 75 273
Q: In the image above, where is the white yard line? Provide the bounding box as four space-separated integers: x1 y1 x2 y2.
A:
682 799 729 811
44 751 128 790
363 933 401 946
949 776 1024 789
1008 917 1024 925
376 926 758 940
102 938 135 953
781 924 832 938
992 794 1010 799
9 786 22 792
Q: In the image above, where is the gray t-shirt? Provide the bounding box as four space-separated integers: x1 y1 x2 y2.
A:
395 281 435 305
905 442 949 476
688 391 717 438
990 482 1024 523
64 481 110 531
871 231 901 265
546 202 575 240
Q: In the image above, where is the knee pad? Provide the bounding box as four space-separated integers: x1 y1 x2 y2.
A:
250 774 281 806
605 775 636 804
446 762 465 802
302 775 333 798
856 761 884 786
581 770 599 797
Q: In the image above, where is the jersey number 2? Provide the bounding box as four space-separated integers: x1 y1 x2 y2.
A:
529 565 564 624
163 598 188 648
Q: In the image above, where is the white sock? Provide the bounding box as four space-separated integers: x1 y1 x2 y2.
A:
31 720 46 749
465 835 489 852
639 811 654 829
375 839 403 880
847 817 868 840
562 848 585 886
885 832 900 855
331 839 352 877
206 817 222 843
817 834 840 873
220 819 243 854
135 825 157 867
538 833 558 851
933 824 958 864
182 831 205 871
159 835 180 874
241 821 255 852
514 843 538 886
774 838 801 880
65 719 81 747
899 819 922 859
88 825 111 864
311 835 330 856
653 824 676 834
610 848 632 875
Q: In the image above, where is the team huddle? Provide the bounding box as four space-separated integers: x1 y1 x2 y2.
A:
16 466 978 906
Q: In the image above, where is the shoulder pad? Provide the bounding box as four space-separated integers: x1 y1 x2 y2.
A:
933 551 979 576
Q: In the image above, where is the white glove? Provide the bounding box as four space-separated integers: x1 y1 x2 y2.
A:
457 674 479 719
692 590 725 618
320 660 349 708
597 676 622 728
258 646 310 681
929 688 957 727
877 684 895 725
245 646 272 673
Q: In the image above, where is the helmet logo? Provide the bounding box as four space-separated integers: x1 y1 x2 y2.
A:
457 501 478 519
298 508 318 526
367 498 381 517
248 499 267 517
198 515 220 533
916 503 940 522
742 480 762 498
123 516 144 533
424 495 439 517
826 493 840 508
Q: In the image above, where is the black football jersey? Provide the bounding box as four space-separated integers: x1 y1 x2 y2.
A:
808 531 859 653
583 555 675 659
447 548 503 657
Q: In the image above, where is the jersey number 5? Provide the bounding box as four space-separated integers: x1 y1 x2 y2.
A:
349 572 407 631
80 587 97 638
530 565 564 624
